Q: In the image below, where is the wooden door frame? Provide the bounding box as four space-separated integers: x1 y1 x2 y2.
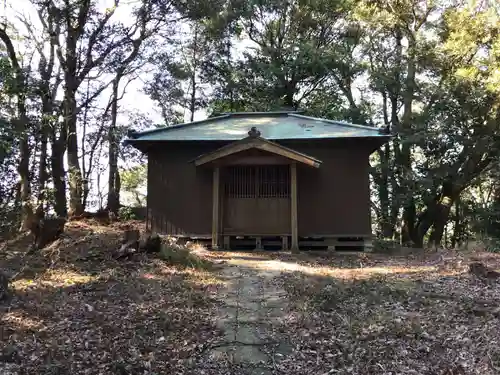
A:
212 163 299 252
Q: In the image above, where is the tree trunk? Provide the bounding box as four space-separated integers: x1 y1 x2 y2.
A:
50 127 68 217
65 85 84 217
399 30 417 246
283 84 295 109
377 143 395 238
36 63 57 219
412 206 433 248
401 197 416 245
81 79 91 210
427 200 454 248
18 136 33 231
107 76 122 215
189 24 199 122
427 181 460 248
411 181 460 248
451 198 461 248
35 118 49 220
61 14 85 217
189 70 196 122
389 169 400 239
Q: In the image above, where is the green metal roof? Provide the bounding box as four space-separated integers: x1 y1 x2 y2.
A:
125 111 390 143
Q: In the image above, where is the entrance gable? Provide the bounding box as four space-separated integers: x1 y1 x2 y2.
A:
193 127 322 168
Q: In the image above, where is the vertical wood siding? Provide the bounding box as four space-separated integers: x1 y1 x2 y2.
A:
147 142 222 236
147 138 375 237
283 139 372 236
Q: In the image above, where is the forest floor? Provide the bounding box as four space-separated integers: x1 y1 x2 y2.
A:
1 221 500 375
199 249 500 375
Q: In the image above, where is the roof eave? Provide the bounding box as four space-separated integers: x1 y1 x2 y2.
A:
124 134 392 146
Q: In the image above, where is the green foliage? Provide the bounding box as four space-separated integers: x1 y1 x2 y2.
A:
0 57 22 235
118 206 137 221
232 0 358 111
120 165 147 207
146 20 211 123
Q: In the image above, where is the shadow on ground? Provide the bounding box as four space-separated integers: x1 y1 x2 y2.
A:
277 267 500 374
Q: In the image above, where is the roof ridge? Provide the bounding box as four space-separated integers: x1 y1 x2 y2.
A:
222 110 305 117
289 113 380 132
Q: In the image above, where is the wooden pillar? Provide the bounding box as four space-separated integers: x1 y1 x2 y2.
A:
255 237 262 251
282 235 289 251
364 238 373 252
223 236 230 250
212 167 220 250
290 162 299 252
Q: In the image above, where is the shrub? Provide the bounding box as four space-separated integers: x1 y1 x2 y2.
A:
118 206 137 221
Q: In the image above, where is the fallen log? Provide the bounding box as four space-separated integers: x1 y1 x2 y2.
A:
113 241 138 259
113 229 140 259
122 229 140 247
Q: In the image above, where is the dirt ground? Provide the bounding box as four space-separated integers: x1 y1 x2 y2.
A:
2 221 500 374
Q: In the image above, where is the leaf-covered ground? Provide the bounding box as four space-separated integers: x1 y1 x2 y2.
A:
270 251 500 375
2 228 500 375
0 220 226 374
190 249 500 375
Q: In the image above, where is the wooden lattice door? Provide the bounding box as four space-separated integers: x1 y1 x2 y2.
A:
223 165 291 235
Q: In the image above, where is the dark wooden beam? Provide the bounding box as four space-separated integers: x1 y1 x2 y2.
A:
291 162 299 252
212 167 220 249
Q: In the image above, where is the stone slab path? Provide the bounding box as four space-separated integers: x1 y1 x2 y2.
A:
207 256 294 374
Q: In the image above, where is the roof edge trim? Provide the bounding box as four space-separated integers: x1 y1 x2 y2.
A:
219 110 305 117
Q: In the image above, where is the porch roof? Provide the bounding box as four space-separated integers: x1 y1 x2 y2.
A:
193 127 322 168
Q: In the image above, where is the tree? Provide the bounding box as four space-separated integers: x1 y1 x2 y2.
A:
120 165 147 207
233 0 359 111
146 20 209 123
34 0 182 216
106 2 161 216
0 24 34 230
18 10 63 220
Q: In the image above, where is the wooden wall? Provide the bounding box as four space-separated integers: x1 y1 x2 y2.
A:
146 138 378 237
282 139 373 236
147 142 222 236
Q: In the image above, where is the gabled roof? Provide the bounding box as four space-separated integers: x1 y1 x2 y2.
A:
193 127 322 168
125 111 390 144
